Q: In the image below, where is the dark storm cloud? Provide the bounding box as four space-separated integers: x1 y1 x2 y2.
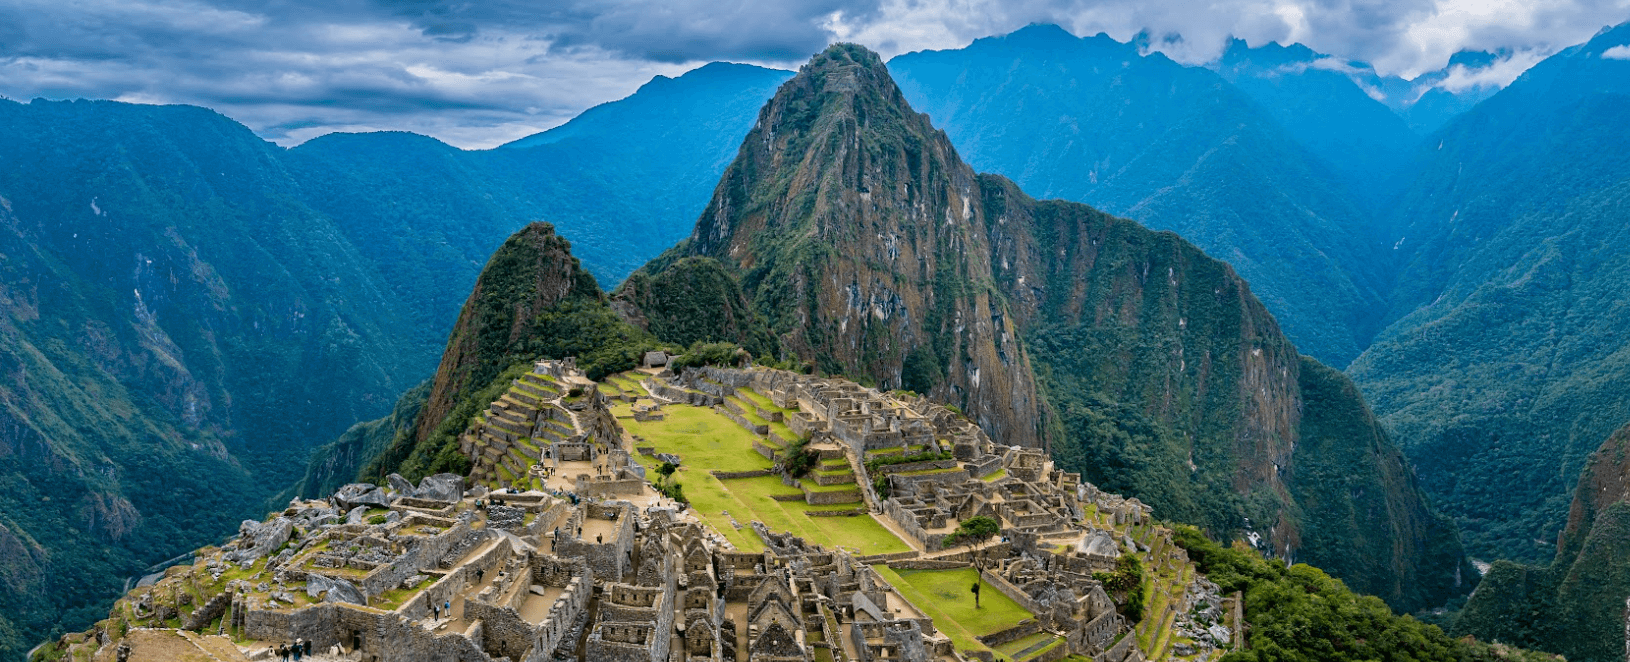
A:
0 0 1625 147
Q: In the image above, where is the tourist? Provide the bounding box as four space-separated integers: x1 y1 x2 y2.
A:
432 604 439 620
445 599 452 616
291 640 303 661
303 640 312 657
276 643 287 661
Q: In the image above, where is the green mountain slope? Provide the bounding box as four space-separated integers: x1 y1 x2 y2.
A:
1211 39 1421 211
886 25 1390 367
618 43 1470 612
1455 421 1630 661
0 62 786 659
0 99 424 661
1349 22 1630 562
357 222 659 482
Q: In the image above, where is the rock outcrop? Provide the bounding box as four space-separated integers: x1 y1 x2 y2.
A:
619 43 1470 612
1457 421 1630 661
644 44 1050 449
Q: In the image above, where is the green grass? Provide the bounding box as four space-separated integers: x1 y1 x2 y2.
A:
623 403 907 554
992 632 1054 657
875 567 1032 658
736 387 785 412
981 468 1007 482
618 406 776 473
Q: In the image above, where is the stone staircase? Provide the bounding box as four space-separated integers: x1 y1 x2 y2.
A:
459 370 578 488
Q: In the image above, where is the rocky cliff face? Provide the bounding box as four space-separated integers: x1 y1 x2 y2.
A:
359 222 657 481
620 43 1470 612
408 222 604 449
667 44 1048 449
1456 421 1630 662
981 175 1468 612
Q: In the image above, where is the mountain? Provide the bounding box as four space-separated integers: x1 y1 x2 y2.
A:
1397 51 1509 134
0 61 788 660
618 42 1471 612
284 61 793 297
1210 39 1421 210
1454 421 1630 661
886 25 1390 368
1348 21 1630 563
0 99 424 661
350 222 660 484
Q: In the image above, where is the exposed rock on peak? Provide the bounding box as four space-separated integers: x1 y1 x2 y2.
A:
622 42 1470 611
672 42 1050 448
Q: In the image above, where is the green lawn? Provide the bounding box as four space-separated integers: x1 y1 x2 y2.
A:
617 402 908 555
736 387 787 412
617 405 775 473
875 567 1033 658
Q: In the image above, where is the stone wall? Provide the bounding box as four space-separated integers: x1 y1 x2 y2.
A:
181 590 232 631
404 533 510 622
981 569 1046 616
711 469 776 479
872 459 960 475
1093 630 1138 662
802 487 861 505
360 521 479 598
976 620 1039 648
244 602 492 662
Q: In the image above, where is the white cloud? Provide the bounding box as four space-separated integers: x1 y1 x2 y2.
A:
1435 49 1552 91
1605 44 1630 58
1 0 1627 147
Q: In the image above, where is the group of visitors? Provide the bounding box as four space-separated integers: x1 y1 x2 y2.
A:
275 639 311 661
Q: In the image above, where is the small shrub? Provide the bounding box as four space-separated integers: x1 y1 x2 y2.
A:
779 438 819 478
368 514 388 525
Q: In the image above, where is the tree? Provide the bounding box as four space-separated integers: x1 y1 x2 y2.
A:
942 515 1001 549
656 461 678 484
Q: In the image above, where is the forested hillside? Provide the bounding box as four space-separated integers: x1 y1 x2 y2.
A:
0 62 786 661
887 25 1389 367
615 43 1471 613
1349 22 1630 563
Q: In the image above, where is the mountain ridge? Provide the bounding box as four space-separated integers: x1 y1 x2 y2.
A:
616 42 1471 612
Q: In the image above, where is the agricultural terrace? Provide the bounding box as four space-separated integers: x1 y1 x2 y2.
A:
873 567 1036 660
608 377 910 555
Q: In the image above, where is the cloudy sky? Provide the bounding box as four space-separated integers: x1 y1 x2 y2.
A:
1 0 1626 148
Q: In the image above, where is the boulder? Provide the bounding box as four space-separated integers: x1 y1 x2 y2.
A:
306 574 366 605
345 506 369 526
415 474 465 502
388 473 416 496
225 517 293 565
333 483 393 511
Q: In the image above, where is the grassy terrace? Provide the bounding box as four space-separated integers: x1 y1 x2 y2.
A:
874 567 1032 659
610 399 908 555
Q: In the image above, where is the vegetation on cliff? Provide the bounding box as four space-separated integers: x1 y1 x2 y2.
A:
1174 528 1556 662
1453 422 1630 661
612 42 1471 614
613 256 776 357
361 223 661 482
1348 22 1630 563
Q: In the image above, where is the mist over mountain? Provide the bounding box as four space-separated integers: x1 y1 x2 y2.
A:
887 25 1390 367
7 14 1630 662
1349 21 1630 564
0 62 785 661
